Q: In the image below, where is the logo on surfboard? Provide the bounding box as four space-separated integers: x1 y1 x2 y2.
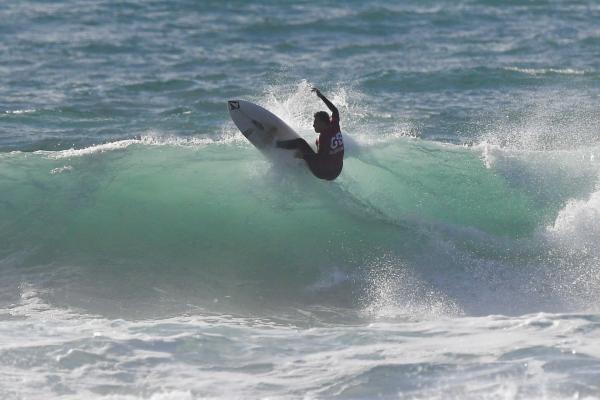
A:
228 101 240 111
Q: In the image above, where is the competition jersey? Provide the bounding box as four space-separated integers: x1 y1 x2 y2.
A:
316 115 344 169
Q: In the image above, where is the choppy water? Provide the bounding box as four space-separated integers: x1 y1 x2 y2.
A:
2 1 600 399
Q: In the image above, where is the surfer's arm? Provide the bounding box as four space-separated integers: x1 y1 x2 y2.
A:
313 88 339 120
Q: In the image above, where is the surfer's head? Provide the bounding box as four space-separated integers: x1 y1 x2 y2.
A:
313 111 330 133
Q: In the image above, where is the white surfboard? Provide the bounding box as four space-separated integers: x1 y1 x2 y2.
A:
228 100 307 158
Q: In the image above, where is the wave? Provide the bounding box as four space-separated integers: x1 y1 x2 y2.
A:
2 81 599 318
1 128 599 318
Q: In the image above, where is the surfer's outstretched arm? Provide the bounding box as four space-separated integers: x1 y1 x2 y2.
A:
312 88 339 120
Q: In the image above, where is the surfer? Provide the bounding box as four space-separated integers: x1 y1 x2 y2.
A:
276 88 344 181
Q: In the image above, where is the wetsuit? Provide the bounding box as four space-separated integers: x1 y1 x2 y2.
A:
277 94 344 180
277 116 344 180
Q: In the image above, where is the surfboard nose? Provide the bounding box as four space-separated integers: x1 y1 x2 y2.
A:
228 100 240 111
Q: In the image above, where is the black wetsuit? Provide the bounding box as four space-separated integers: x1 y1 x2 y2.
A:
277 113 344 181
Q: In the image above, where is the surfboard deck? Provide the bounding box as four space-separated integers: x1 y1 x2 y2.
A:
228 100 308 159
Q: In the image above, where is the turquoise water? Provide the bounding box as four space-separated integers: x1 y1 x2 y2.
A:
2 1 600 398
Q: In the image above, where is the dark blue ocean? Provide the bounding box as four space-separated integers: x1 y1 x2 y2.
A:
1 1 600 398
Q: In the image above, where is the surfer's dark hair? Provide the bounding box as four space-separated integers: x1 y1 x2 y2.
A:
314 111 330 123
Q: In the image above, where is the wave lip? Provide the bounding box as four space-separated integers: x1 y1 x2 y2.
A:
33 138 141 159
27 132 247 159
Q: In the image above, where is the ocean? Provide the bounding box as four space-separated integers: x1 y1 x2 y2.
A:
1 1 600 398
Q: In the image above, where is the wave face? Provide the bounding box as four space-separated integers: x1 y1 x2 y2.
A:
2 119 600 318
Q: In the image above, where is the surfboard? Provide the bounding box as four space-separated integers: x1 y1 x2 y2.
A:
227 100 306 158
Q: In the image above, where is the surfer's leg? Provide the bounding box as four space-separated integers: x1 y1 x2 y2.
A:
305 157 342 181
276 138 299 149
276 138 315 156
277 139 336 179
303 157 332 180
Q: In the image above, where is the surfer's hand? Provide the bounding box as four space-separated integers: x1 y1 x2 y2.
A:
311 87 322 97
